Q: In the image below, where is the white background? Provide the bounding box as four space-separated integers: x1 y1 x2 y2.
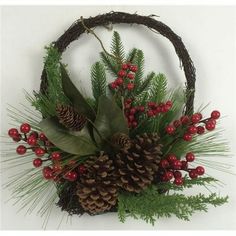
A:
1 5 236 230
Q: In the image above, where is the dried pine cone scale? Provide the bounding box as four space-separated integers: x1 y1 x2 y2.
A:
115 133 162 193
77 153 118 214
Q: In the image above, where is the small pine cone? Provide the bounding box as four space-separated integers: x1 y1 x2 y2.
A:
76 153 118 214
115 133 162 193
56 104 87 131
111 133 132 150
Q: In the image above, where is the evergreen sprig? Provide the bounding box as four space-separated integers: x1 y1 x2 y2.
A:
118 185 228 225
110 31 125 62
91 62 107 104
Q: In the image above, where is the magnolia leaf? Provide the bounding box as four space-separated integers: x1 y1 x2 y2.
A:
39 117 97 155
60 63 95 121
94 95 128 143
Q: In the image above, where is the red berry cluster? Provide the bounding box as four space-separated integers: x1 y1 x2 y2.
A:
124 99 173 129
8 123 87 182
109 63 138 91
158 152 205 186
165 110 221 141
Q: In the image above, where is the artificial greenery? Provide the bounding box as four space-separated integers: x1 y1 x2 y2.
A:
118 185 228 225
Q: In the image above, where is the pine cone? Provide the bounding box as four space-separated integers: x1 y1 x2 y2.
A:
56 104 87 131
76 153 118 214
115 133 162 193
111 133 132 150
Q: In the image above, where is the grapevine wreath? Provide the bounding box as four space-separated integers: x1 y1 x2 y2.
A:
3 12 231 225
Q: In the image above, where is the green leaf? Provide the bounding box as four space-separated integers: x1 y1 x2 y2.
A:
135 72 155 96
126 48 138 63
93 95 128 143
91 62 107 102
133 49 144 88
60 63 95 121
39 117 97 155
100 52 119 76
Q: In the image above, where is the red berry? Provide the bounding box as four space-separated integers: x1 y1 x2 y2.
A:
51 152 61 161
189 170 198 179
181 160 188 169
43 166 52 174
110 82 117 89
186 152 195 162
129 65 138 72
8 128 19 138
20 123 31 134
128 115 135 122
174 178 184 186
180 115 190 125
183 133 192 141
125 103 131 109
155 106 162 113
173 120 181 128
172 160 182 170
132 121 138 128
127 73 135 80
121 64 128 70
187 125 198 134
16 145 27 155
29 131 39 139
161 175 169 182
53 164 63 172
43 170 54 180
148 102 156 108
27 136 38 146
165 125 175 135
163 104 171 112
129 108 136 115
174 171 182 179
166 100 172 107
39 132 47 141
196 166 205 175
13 134 22 142
147 110 154 117
191 113 201 124
160 159 170 168
197 126 205 134
118 70 126 77
127 83 134 90
205 121 215 131
78 165 86 174
208 118 216 125
35 147 46 157
165 171 174 180
33 158 42 168
167 154 177 163
211 110 220 119
116 77 124 85
68 172 78 181
125 98 132 104
138 106 145 112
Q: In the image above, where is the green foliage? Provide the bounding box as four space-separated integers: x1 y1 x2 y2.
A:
110 31 125 61
132 49 144 89
60 64 96 121
126 48 138 63
91 62 107 104
100 52 119 76
39 117 98 155
118 185 228 225
149 73 168 103
93 96 129 144
27 45 70 118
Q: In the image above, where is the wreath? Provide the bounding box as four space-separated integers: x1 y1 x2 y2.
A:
4 12 230 226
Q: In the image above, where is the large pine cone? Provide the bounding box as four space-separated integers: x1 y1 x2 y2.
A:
115 133 162 193
76 153 118 214
56 104 87 131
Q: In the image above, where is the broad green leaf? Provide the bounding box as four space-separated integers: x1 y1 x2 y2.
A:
60 63 95 121
39 117 97 155
94 95 128 143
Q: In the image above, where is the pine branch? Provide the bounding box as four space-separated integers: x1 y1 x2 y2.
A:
100 52 119 76
111 31 125 62
135 72 155 97
91 62 107 103
118 185 228 225
126 48 138 63
132 49 144 89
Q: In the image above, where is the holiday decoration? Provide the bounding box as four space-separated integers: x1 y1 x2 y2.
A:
2 12 231 227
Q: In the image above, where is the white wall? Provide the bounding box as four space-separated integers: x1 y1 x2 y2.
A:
1 5 236 230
